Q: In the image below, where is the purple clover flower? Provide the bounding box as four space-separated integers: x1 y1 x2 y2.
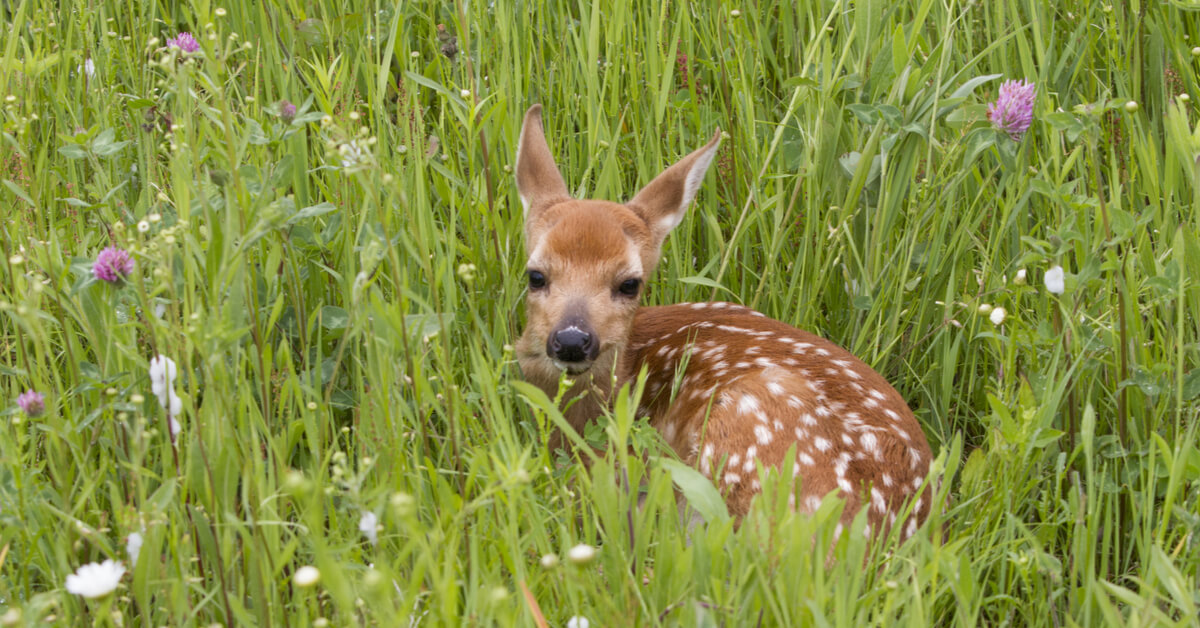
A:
17 389 44 417
93 246 135 284
279 99 297 124
988 79 1037 141
167 32 201 54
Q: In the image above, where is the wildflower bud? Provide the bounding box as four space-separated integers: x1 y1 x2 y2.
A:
567 544 597 565
1192 46 1200 57
8 254 22 265
411 51 420 58
1012 269 1027 285
390 492 415 517
460 89 471 99
977 303 993 315
1 608 22 626
567 617 591 628
349 111 360 121
730 9 741 17
363 568 384 589
1179 94 1191 103
1123 101 1138 113
293 566 320 588
989 307 1007 326
540 553 559 569
278 99 297 123
215 7 227 16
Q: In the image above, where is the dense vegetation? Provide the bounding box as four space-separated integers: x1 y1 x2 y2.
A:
1 0 1198 624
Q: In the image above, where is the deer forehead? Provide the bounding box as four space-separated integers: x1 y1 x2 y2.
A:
526 201 652 277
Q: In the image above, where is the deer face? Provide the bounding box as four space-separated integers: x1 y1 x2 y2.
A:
521 200 650 374
513 105 721 377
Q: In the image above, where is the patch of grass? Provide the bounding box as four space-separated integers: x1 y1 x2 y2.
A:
1 0 1198 625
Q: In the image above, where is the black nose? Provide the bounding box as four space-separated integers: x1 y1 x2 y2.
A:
549 326 596 363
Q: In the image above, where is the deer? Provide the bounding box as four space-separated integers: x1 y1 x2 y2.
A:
513 105 933 541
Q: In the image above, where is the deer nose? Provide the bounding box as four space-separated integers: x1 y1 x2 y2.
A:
548 326 597 363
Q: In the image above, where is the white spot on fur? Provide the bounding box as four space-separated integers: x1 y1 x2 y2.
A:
805 496 821 512
814 437 831 452
754 424 773 445
724 472 741 485
737 394 759 415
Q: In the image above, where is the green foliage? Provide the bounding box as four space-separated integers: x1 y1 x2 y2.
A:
1 0 1199 624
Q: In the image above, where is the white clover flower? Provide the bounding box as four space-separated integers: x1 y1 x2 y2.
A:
126 531 144 565
567 544 596 565
977 303 993 315
1044 265 1065 295
359 511 379 546
294 565 321 588
1012 268 1027 285
567 617 590 628
64 559 125 598
539 553 559 569
460 89 471 99
137 220 150 233
989 306 1007 326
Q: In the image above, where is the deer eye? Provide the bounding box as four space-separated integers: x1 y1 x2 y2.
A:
527 270 547 290
616 278 641 297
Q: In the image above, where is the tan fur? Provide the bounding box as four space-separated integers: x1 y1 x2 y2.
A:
514 105 933 540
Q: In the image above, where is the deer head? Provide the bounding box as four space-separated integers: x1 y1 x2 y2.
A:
513 105 721 381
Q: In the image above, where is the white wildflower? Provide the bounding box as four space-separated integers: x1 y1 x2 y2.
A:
1044 265 1065 295
294 565 321 588
359 511 379 546
989 306 1007 326
126 531 143 565
566 617 590 628
1012 268 1027 285
64 559 125 598
567 544 596 565
149 355 183 427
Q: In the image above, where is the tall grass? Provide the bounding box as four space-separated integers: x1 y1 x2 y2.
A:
1 0 1198 624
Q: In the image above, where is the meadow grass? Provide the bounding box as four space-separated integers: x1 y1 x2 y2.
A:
1 0 1199 624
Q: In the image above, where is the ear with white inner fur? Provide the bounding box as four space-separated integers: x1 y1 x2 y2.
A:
626 130 722 247
515 105 571 222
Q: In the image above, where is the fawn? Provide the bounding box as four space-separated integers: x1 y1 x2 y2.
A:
513 105 933 540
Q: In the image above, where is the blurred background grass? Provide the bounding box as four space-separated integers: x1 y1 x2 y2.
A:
0 0 1198 624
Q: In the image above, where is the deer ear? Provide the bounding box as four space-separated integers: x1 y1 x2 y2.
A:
515 105 570 221
627 130 722 247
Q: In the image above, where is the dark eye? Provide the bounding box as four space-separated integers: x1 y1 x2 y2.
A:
527 270 547 290
617 278 641 297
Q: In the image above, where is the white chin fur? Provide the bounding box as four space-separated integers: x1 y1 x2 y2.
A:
552 360 592 375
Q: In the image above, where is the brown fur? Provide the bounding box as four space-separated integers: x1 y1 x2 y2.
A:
513 105 933 540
